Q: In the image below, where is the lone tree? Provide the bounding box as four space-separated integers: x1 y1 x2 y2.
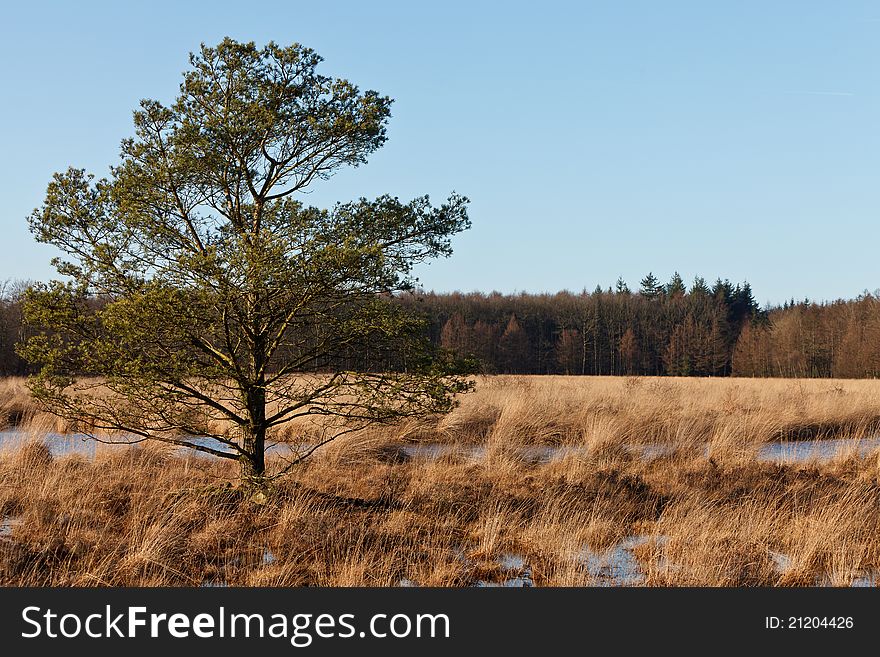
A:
20 38 472 485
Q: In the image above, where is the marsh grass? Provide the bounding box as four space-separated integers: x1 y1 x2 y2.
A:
1 375 879 586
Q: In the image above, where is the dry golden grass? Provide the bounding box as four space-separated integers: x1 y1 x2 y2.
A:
1 375 879 587
442 375 880 445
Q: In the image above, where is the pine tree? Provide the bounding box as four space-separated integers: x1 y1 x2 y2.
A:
20 38 472 483
712 279 734 306
666 271 686 298
639 272 663 299
690 276 710 296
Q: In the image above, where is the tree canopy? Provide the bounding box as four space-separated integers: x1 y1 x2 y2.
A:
20 38 472 483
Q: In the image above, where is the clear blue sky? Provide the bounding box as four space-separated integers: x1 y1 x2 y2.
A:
1 1 878 307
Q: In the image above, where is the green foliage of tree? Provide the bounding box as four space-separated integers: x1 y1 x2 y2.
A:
19 39 472 484
666 271 686 298
690 276 710 297
639 272 663 299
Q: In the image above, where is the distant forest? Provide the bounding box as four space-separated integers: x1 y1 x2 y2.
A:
1 274 879 378
398 272 880 379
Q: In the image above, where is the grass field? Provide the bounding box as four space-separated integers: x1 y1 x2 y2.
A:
1 375 879 586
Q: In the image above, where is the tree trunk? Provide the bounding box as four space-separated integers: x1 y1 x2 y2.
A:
240 385 267 483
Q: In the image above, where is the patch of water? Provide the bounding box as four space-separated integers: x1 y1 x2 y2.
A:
199 580 229 588
498 553 533 587
499 553 525 570
769 549 877 587
0 429 296 460
850 571 878 587
0 431 98 458
474 578 533 588
769 550 791 574
4 429 878 466
474 575 533 588
262 548 276 566
637 444 677 459
580 536 652 586
402 438 880 466
472 553 534 587
0 516 22 538
815 570 880 587
399 443 668 463
758 437 880 463
399 444 484 460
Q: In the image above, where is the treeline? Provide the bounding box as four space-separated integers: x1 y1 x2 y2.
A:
0 281 30 376
399 272 880 379
398 273 763 377
2 274 880 378
732 295 880 378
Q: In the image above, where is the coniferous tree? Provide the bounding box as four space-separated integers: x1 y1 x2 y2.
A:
666 271 686 298
639 272 663 299
20 39 472 483
690 276 710 297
